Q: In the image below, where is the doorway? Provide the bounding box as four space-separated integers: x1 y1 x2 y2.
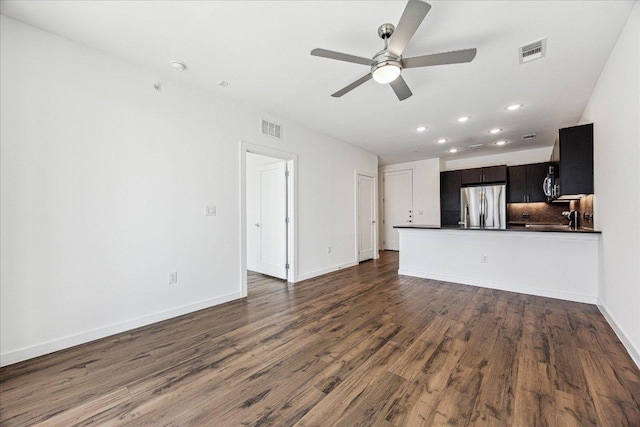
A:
246 153 288 279
383 169 413 251
240 142 297 297
356 172 376 262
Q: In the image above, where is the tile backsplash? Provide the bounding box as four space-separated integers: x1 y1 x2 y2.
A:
570 194 594 229
507 195 595 228
507 202 568 224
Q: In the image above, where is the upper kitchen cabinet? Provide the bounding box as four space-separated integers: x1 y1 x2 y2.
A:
507 162 548 203
558 123 594 197
548 123 593 200
460 165 507 185
440 170 461 226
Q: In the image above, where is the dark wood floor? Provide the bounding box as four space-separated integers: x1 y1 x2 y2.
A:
1 251 639 426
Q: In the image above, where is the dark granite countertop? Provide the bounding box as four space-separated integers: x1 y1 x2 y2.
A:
394 224 601 234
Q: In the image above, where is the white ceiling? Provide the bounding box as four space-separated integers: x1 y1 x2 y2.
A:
1 1 634 165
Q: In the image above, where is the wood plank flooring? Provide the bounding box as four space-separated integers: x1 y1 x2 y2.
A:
1 251 639 426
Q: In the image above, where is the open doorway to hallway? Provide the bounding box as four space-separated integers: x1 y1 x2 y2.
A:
240 142 297 297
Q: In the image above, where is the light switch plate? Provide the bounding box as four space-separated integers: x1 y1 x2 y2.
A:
205 205 216 216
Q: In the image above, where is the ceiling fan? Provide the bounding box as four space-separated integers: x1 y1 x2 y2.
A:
311 0 477 101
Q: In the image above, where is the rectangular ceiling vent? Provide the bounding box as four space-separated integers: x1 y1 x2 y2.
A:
260 119 283 140
519 38 547 64
469 143 485 149
522 133 537 141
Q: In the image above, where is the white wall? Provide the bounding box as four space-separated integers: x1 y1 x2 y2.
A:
0 17 378 366
442 146 553 171
579 2 640 365
379 158 441 230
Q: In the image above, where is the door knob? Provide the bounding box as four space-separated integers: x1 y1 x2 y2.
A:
255 223 260 227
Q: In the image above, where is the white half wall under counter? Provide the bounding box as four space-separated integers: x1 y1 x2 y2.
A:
395 225 601 304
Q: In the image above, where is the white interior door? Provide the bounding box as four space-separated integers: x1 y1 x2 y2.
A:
383 169 413 251
357 174 375 262
257 162 287 279
247 152 288 280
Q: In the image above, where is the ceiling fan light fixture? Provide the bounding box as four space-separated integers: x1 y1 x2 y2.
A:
372 62 401 84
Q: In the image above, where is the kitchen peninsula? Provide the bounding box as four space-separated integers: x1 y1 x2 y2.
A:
395 225 601 304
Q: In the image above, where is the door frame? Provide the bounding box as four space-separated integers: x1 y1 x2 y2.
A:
240 141 297 296
355 170 379 262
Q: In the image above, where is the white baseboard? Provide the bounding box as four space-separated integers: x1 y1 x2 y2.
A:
596 300 640 369
398 269 597 304
0 291 243 367
296 261 359 282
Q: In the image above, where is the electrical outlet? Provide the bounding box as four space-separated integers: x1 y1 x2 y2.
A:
481 254 488 263
205 205 216 216
169 271 178 284
328 246 332 254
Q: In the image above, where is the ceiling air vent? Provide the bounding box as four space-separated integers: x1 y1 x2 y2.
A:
469 143 485 149
260 119 282 140
522 133 537 141
519 38 547 64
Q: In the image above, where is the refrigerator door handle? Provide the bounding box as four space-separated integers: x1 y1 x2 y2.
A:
483 189 487 228
479 189 485 228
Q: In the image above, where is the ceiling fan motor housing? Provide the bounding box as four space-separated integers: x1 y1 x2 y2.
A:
377 23 395 39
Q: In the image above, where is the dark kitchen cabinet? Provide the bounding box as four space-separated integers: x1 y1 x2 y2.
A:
483 165 507 183
558 123 594 196
526 163 547 202
460 168 482 185
460 165 506 185
440 170 461 226
441 211 461 227
507 162 547 203
508 165 527 203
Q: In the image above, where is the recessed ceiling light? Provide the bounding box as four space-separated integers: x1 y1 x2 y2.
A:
437 138 447 144
457 116 470 123
170 61 187 71
506 104 522 111
489 128 502 134
416 126 427 132
449 148 459 153
495 140 507 146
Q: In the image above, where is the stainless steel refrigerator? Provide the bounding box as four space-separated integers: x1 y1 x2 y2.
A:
460 184 506 229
